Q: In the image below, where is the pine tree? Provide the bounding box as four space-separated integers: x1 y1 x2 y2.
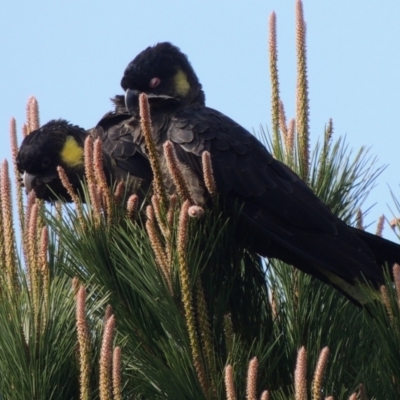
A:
1 1 400 399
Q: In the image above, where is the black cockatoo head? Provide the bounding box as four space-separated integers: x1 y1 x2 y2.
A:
121 42 205 114
16 120 87 201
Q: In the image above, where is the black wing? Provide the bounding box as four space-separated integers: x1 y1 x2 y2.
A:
167 105 387 294
90 106 153 183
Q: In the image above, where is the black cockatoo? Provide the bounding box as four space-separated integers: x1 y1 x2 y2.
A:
119 42 400 304
17 42 400 304
16 97 152 202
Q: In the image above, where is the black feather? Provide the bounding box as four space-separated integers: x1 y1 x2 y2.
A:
118 42 400 304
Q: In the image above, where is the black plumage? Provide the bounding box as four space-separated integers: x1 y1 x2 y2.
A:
17 120 88 201
16 100 152 202
120 42 400 303
16 42 400 304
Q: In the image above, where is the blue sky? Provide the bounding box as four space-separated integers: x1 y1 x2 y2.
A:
1 1 400 240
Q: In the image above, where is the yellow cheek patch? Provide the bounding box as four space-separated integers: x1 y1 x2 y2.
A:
61 136 84 167
174 69 190 96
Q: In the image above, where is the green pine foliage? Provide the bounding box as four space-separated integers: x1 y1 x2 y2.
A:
1 2 400 399
48 192 280 398
0 273 78 399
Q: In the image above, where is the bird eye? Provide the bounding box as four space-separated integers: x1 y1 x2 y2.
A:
149 77 161 88
42 157 51 169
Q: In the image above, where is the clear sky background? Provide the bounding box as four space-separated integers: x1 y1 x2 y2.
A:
1 1 400 240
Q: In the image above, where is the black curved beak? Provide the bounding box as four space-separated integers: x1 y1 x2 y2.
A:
124 88 140 115
125 89 179 115
23 172 36 192
22 171 58 193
